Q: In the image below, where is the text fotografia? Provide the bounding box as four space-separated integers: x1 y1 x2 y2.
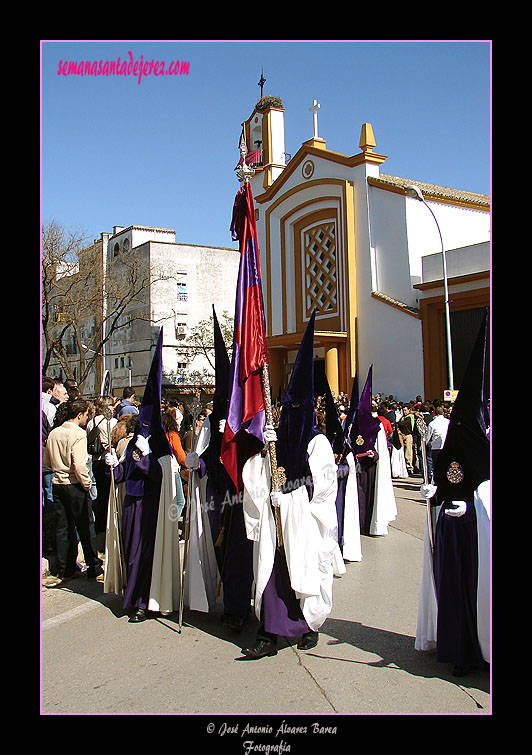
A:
57 52 190 84
209 720 338 752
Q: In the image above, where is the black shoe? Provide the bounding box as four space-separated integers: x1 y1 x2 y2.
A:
86 568 104 581
128 608 147 623
222 613 245 632
241 639 278 659
451 664 469 677
60 570 84 582
297 631 319 650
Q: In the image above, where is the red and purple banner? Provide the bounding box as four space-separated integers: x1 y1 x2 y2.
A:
221 182 268 490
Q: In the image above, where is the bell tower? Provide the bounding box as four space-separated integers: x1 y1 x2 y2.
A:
239 71 287 190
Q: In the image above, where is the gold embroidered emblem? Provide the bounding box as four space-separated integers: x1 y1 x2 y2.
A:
446 461 464 484
276 467 287 486
356 435 364 446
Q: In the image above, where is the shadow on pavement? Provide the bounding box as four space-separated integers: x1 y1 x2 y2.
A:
392 482 423 493
315 617 489 697
156 607 298 659
43 577 127 619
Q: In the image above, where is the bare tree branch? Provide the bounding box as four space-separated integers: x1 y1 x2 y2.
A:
42 219 175 390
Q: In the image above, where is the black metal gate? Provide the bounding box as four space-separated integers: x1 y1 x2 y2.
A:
450 307 490 398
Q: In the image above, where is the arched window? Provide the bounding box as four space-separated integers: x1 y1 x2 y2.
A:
293 207 340 332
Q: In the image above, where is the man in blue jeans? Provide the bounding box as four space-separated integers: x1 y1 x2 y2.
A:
43 398 103 582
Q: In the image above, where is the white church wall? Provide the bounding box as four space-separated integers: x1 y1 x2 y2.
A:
368 185 417 307
357 299 424 401
405 198 490 280
351 170 424 400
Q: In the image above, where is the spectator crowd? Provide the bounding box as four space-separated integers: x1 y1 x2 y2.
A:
42 374 462 580
42 377 209 578
315 389 456 480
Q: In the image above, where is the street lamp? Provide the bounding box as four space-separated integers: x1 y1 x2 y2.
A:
406 184 454 392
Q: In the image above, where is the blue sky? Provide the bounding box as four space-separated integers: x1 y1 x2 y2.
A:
41 40 491 250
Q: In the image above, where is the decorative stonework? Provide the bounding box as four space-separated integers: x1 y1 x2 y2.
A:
303 221 337 317
302 160 315 179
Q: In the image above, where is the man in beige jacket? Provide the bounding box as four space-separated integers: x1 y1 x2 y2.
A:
44 398 103 582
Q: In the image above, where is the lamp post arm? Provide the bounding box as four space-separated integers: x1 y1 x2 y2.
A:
422 200 454 392
410 191 454 393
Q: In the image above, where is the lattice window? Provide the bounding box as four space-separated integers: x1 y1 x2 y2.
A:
304 222 337 316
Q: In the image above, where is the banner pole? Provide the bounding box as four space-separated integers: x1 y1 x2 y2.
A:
416 413 434 555
178 399 202 631
236 134 284 546
261 364 284 547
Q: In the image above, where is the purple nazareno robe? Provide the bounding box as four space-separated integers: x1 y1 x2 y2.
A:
261 548 310 638
113 453 162 611
432 497 484 669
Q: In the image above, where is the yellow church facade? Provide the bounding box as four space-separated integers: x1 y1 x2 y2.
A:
241 97 490 402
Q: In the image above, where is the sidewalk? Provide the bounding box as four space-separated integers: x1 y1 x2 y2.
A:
41 475 490 716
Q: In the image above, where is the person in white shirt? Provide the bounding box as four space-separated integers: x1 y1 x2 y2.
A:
42 376 58 426
425 406 450 482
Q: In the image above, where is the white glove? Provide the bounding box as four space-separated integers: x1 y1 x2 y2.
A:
135 434 151 456
104 450 119 468
219 419 227 433
445 501 467 517
263 424 277 444
420 483 438 500
185 451 200 469
270 491 282 508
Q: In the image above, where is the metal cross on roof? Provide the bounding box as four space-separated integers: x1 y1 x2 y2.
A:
258 69 266 98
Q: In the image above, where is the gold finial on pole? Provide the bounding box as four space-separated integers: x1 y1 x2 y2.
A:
236 126 256 184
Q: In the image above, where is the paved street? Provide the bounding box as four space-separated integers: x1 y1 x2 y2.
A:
41 476 490 723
